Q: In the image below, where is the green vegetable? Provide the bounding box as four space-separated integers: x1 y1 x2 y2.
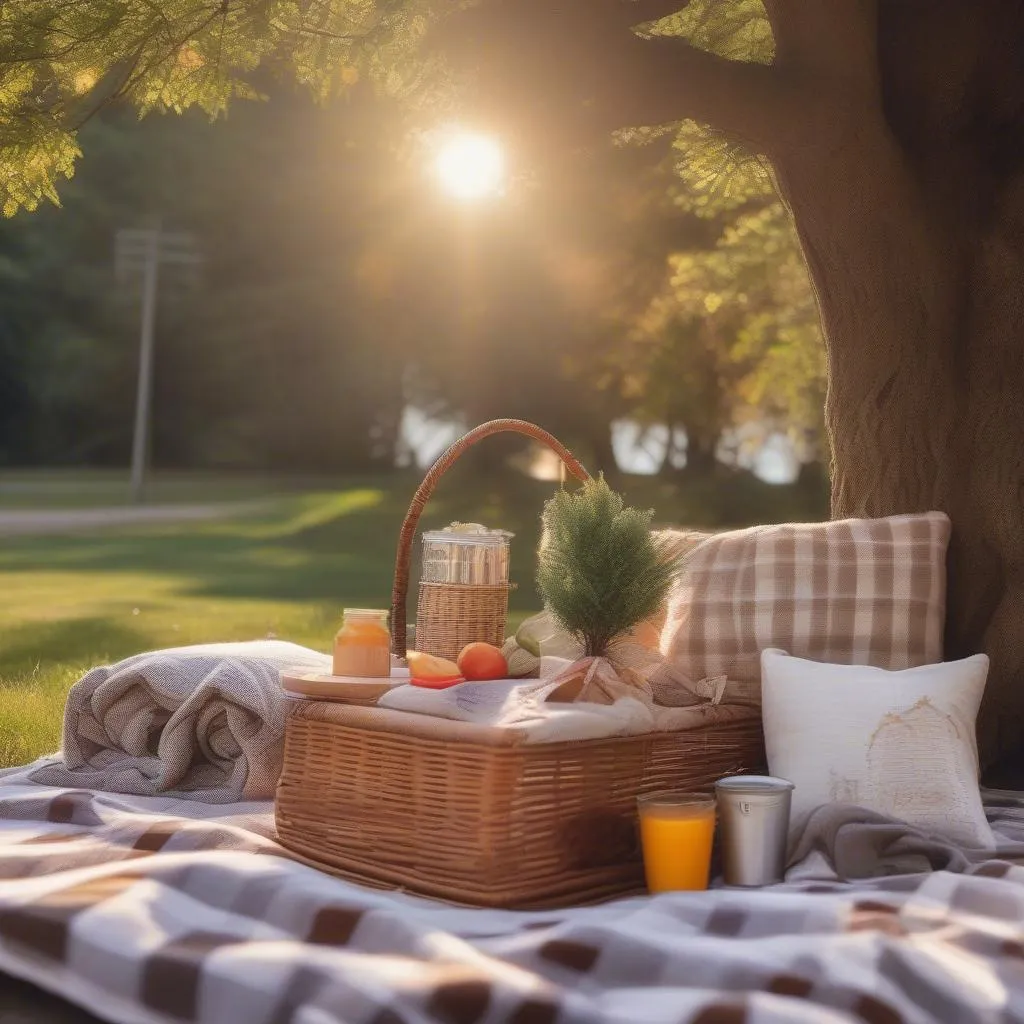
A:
515 610 582 659
501 637 540 678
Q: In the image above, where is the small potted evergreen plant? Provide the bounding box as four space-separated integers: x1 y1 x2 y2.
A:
536 476 679 703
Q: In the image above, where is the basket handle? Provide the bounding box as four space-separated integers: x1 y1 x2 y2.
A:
390 419 591 656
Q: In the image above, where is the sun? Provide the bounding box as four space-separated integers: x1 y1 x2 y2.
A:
433 131 504 201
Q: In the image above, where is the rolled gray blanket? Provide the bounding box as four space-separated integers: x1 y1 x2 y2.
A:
787 794 1024 881
29 641 329 802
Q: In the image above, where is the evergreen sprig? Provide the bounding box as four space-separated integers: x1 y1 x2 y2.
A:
536 476 679 659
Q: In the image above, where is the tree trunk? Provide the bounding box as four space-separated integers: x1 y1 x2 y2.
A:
682 431 718 480
657 421 678 477
795 459 829 504
761 1 1024 770
586 419 619 477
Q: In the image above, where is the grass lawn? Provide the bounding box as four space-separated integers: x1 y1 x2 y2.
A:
0 466 826 768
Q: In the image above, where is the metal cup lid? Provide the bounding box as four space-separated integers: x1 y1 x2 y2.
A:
715 775 794 794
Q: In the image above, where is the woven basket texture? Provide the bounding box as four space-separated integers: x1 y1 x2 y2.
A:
276 704 765 908
414 582 510 661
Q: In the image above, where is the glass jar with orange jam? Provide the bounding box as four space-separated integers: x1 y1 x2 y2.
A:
332 608 391 678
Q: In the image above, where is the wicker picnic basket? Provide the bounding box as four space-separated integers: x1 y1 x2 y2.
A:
275 420 765 908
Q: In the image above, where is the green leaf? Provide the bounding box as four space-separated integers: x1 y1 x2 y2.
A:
537 476 680 658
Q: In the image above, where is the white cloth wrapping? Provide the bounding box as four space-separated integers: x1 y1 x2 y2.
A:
28 641 330 802
379 676 656 742
378 656 757 741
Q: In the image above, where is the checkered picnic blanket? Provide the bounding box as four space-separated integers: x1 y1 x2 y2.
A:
1 767 1024 1024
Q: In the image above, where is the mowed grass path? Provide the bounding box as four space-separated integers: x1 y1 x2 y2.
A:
0 467 825 768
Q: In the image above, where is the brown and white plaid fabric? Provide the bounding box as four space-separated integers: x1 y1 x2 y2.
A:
1 765 1023 1024
658 512 951 706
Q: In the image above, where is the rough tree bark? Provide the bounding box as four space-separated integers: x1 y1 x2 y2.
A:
759 0 1024 771
438 0 1024 770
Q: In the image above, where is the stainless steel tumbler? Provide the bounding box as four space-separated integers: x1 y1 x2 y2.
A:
714 775 794 886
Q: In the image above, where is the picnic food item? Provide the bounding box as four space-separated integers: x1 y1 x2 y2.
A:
513 615 546 657
500 636 539 678
514 611 580 659
457 642 508 681
410 674 465 689
411 522 514 661
277 419 764 909
333 609 391 678
637 792 716 892
405 651 461 680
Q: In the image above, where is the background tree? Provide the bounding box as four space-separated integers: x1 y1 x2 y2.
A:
0 88 432 472
562 125 825 482
660 156 827 475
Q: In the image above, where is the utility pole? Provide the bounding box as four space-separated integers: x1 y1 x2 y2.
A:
129 224 160 504
115 223 202 504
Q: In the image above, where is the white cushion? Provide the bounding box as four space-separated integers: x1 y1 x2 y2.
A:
761 648 994 849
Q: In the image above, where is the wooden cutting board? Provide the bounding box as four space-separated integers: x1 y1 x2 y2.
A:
280 667 409 704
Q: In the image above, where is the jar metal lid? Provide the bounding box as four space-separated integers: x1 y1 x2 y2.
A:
423 522 514 546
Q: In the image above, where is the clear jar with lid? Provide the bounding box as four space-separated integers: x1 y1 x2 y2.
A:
421 522 513 586
332 608 391 678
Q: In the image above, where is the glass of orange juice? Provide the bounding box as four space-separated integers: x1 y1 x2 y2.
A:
637 791 716 893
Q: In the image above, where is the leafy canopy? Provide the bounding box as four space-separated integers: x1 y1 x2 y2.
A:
2 0 781 218
0 0 437 215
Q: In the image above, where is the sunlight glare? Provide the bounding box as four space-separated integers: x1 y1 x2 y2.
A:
434 131 504 201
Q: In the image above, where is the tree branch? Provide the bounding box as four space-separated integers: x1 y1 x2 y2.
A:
615 34 802 151
763 0 881 102
110 7 224 103
286 24 358 42
430 0 803 157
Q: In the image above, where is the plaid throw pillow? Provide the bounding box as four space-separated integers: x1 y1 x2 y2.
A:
658 512 951 706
